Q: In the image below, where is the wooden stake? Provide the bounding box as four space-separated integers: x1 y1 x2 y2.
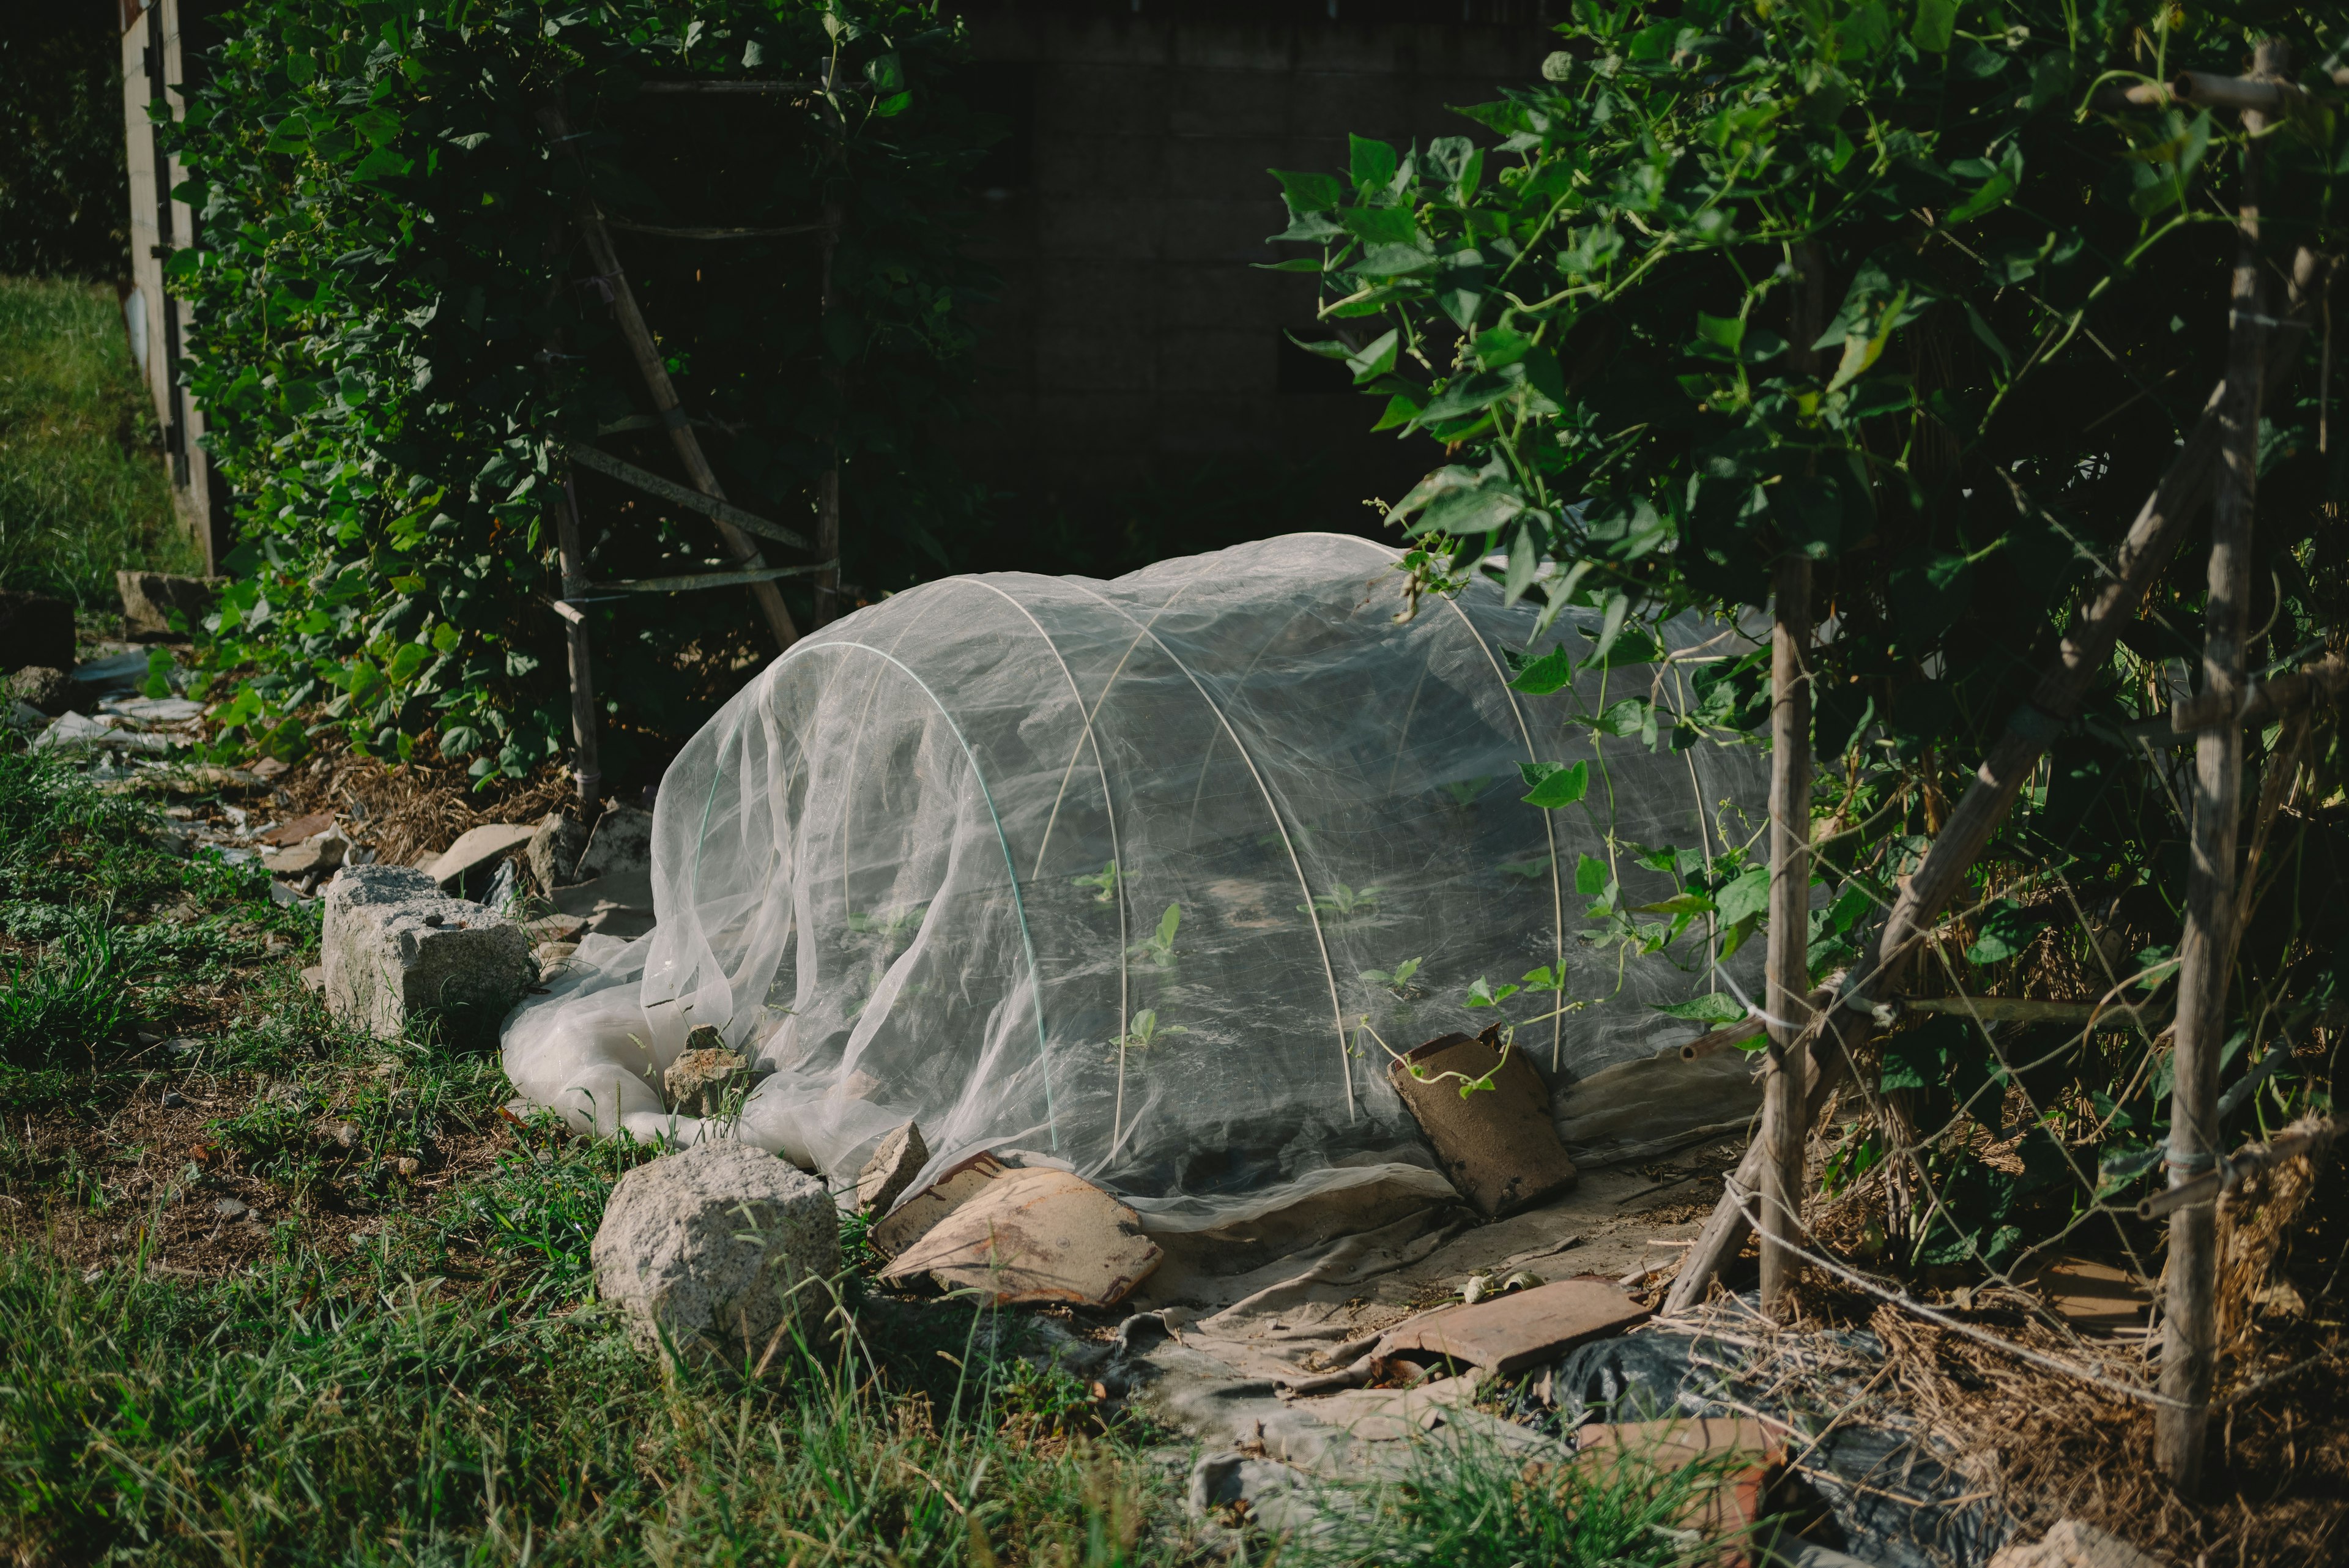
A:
536 102 801 654
1760 554 1814 1318
2157 35 2284 1494
554 466 602 806
814 199 845 627
1662 243 2327 1318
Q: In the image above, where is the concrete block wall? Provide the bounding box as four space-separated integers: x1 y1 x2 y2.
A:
955 12 1550 533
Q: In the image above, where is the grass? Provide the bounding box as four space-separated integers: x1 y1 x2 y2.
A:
0 274 198 611
0 739 1768 1567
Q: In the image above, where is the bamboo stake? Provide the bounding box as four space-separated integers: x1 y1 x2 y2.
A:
1760 555 1814 1319
554 466 602 806
1661 242 2327 1318
536 101 801 653
814 195 845 626
2158 36 2285 1493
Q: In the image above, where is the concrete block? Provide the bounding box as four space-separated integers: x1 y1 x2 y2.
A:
1037 327 1157 394
1158 328 1275 395
580 803 653 880
1031 138 1166 202
321 865 536 1047
116 572 221 641
1163 137 1290 203
1159 198 1284 262
1167 67 1297 138
1033 62 1170 139
593 1143 840 1361
0 592 74 674
1036 196 1165 262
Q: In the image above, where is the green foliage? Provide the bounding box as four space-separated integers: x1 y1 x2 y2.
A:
1280 1 2349 1279
0 278 196 609
161 0 993 780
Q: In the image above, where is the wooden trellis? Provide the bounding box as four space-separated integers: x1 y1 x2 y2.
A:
534 87 847 804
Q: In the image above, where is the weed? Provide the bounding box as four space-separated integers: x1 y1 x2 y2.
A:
0 912 126 1071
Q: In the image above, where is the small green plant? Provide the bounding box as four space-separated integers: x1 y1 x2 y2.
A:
1127 903 1181 968
1110 1008 1187 1054
0 912 127 1072
1071 861 1121 902
1299 882 1381 919
845 903 930 943
1389 530 1472 623
1359 956 1424 999
1438 777 1493 809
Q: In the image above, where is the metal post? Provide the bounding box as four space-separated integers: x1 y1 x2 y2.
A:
1759 553 1814 1318
554 466 603 806
2156 34 2284 1493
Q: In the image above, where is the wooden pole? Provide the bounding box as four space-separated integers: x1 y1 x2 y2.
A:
535 102 802 654
1760 554 1814 1318
2157 36 2284 1493
554 466 603 806
815 193 846 628
1663 243 2327 1317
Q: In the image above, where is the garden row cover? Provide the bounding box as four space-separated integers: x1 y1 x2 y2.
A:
502 535 1766 1228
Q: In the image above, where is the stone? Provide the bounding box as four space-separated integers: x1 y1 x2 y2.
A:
856 1121 930 1215
117 571 221 641
320 864 536 1047
533 941 579 975
1988 1519 2167 1568
262 827 351 879
6 666 76 715
526 812 592 893
664 1038 755 1116
260 811 336 847
551 870 656 940
426 822 540 894
579 802 655 880
0 591 74 674
1388 1024 1578 1217
592 1142 840 1362
878 1166 1163 1307
1374 1277 1649 1376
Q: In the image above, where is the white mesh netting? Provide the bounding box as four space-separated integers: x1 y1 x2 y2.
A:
502 533 1767 1228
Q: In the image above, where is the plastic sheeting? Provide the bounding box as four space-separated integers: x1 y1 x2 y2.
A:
502 533 1766 1228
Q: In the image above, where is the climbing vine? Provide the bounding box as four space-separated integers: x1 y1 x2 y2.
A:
162 0 992 782
1278 0 2349 1268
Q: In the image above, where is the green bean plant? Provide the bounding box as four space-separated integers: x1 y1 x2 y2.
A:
1277 0 2349 1272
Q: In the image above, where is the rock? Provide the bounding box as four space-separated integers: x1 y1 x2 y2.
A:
0 590 74 674
592 1143 840 1362
533 941 579 976
6 666 76 715
117 571 221 641
551 871 656 940
320 864 536 1047
664 1039 754 1116
262 827 351 878
878 1166 1163 1307
526 812 592 893
1988 1520 2167 1568
259 811 336 847
856 1120 930 1214
161 1090 188 1109
579 803 654 880
426 822 540 894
